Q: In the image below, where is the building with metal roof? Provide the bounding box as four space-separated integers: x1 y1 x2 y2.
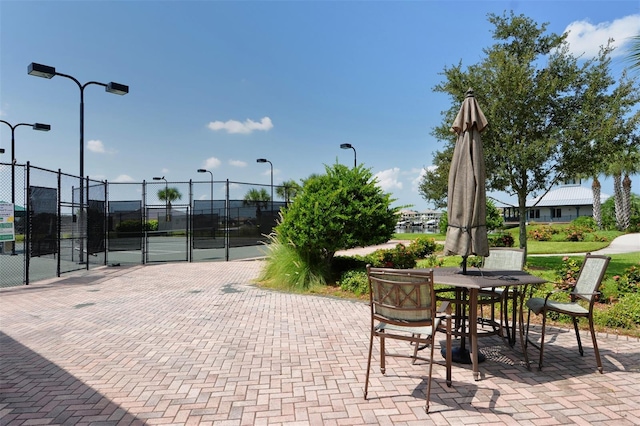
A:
525 184 610 222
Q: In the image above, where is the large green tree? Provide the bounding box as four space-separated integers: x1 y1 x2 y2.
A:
276 163 398 270
419 12 625 253
563 46 640 229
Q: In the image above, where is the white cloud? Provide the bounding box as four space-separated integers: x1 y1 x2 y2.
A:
113 174 135 183
204 157 221 169
374 168 403 192
229 159 247 167
411 168 428 192
207 117 273 134
87 139 106 153
564 14 640 58
260 168 281 177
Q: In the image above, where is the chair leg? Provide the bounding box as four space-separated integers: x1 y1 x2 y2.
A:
411 333 420 364
524 307 532 349
538 311 547 371
588 316 603 373
380 334 386 374
446 314 452 387
504 289 517 346
364 330 374 400
520 303 531 371
573 317 584 356
424 337 435 414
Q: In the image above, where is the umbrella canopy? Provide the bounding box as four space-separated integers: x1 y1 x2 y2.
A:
444 89 489 266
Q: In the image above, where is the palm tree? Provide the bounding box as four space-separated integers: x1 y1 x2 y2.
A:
608 144 639 231
158 187 182 222
243 188 270 221
628 34 640 70
275 179 301 206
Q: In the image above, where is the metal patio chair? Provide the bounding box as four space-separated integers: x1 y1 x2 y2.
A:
478 248 526 344
364 265 452 414
524 254 611 372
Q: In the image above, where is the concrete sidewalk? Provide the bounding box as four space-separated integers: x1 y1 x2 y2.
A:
591 233 640 255
336 233 640 257
1 260 639 425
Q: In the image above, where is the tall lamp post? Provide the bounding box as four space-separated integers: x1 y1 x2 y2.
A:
340 143 356 168
0 120 51 255
256 158 273 215
153 176 169 222
197 168 214 237
28 62 128 265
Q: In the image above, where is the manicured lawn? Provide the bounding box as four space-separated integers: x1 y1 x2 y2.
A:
395 226 625 254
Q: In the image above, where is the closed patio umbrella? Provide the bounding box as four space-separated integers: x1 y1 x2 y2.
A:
442 89 490 364
444 88 489 273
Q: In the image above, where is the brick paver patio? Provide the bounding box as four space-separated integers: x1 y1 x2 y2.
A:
1 261 639 425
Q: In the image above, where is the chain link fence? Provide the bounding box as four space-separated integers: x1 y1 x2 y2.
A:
1 162 284 287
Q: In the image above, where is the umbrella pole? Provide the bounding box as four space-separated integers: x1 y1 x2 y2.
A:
462 255 468 275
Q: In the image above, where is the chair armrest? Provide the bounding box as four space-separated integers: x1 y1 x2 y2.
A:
437 301 451 315
573 291 601 297
543 289 565 303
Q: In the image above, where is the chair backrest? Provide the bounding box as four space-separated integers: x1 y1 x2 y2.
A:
573 254 611 303
482 248 525 271
367 265 435 326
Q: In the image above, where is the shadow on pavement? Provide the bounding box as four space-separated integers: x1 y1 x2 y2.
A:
0 331 146 425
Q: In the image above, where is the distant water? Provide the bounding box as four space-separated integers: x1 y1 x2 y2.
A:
395 226 438 234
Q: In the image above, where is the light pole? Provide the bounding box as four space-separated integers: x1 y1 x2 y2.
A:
0 120 51 255
153 176 169 222
256 158 273 215
340 143 356 168
197 168 214 237
28 62 128 265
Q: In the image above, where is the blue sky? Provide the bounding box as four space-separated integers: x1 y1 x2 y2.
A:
1 1 639 210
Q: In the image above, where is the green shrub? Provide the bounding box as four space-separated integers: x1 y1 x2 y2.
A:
438 212 448 235
115 219 157 235
416 254 445 268
599 279 618 302
365 244 417 269
614 265 640 294
407 236 437 258
467 256 483 268
259 234 328 290
488 232 514 247
564 226 585 242
555 256 582 289
571 216 596 231
276 163 398 282
330 256 367 281
437 199 503 234
595 293 640 329
528 226 554 241
338 270 369 296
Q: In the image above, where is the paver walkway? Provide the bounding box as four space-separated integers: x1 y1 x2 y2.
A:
1 260 639 425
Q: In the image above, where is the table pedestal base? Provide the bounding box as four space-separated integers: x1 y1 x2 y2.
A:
441 346 486 364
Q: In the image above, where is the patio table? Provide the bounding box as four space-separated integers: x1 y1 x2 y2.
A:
427 267 547 380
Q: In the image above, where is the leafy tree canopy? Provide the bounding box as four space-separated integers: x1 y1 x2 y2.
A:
418 11 638 252
276 163 399 266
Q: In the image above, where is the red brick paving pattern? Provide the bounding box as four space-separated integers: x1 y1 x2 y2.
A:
1 261 639 425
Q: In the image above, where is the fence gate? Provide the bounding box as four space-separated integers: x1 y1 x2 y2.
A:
145 206 189 263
